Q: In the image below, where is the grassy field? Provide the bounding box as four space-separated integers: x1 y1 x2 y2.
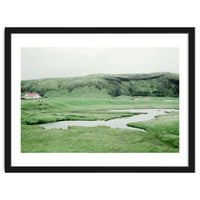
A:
127 111 179 149
21 96 179 153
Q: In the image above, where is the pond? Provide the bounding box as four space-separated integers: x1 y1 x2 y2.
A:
39 109 178 132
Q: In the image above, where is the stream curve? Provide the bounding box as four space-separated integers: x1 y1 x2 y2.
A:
40 109 178 132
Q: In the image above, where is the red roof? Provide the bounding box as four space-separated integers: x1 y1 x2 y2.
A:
24 93 40 97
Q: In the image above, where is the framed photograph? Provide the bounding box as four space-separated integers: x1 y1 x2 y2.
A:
5 27 195 172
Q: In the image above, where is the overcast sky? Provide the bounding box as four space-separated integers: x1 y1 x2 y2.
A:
21 47 179 80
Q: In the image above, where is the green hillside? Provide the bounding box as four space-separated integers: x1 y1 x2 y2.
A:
21 72 179 98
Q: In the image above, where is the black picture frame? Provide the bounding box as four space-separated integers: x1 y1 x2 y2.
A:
5 27 195 173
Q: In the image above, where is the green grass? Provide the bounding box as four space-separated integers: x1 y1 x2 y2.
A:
21 96 179 153
127 112 179 149
21 96 179 125
21 98 145 125
21 122 178 153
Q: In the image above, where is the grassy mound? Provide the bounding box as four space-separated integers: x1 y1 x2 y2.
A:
127 112 179 148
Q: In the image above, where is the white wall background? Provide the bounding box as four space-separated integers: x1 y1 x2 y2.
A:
0 0 199 200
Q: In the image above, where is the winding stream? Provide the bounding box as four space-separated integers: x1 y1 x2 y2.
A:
40 109 178 132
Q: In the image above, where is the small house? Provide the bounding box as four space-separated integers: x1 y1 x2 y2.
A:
22 93 41 99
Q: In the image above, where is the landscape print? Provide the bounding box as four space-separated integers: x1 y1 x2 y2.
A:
21 47 179 153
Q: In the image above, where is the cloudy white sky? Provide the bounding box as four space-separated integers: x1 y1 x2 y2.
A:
21 47 179 80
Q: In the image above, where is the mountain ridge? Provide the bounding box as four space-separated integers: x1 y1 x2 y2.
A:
21 72 179 98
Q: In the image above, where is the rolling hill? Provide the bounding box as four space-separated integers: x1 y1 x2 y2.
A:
21 72 179 98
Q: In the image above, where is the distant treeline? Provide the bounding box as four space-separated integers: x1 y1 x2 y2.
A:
21 72 179 98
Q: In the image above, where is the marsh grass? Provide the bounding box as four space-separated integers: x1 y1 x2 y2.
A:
127 112 179 149
21 97 179 124
21 97 179 153
21 123 178 153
